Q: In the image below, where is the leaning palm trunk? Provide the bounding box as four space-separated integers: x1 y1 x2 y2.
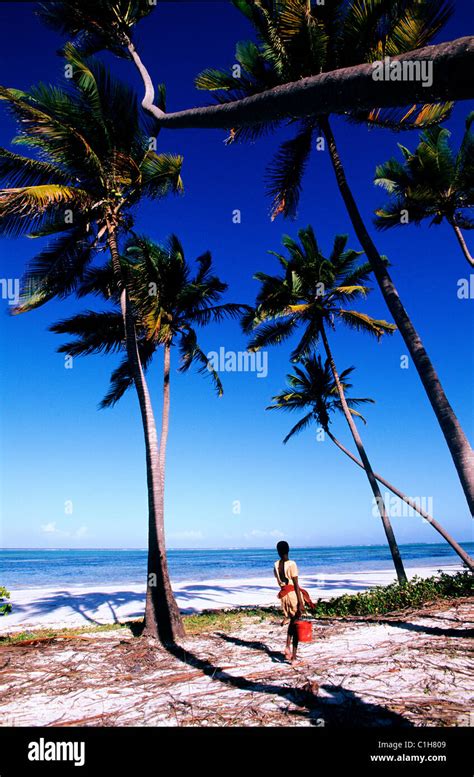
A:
127 37 474 128
448 218 474 268
320 325 407 584
320 117 474 517
326 430 474 571
107 224 184 643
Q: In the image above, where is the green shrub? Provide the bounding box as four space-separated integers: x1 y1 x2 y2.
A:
0 586 11 616
311 571 473 618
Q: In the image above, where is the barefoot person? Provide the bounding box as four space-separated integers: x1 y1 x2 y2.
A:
274 541 312 663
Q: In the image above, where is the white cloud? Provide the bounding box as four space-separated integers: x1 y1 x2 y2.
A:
244 529 282 539
40 522 57 534
39 523 89 540
168 530 203 540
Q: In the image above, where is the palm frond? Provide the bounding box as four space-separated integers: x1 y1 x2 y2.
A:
266 123 314 220
50 310 125 356
247 316 297 351
14 227 94 312
355 102 454 131
0 185 90 237
338 309 396 339
282 411 316 444
0 148 69 188
178 326 224 396
99 338 155 409
140 152 183 198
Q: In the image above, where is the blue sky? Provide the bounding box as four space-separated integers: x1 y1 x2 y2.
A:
0 1 473 550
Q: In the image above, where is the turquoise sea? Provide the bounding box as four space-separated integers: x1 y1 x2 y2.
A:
1 543 472 589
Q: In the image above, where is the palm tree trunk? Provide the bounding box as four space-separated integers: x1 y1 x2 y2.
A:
159 343 171 486
127 42 164 119
320 116 474 516
106 222 183 643
326 429 474 571
152 342 184 640
320 325 407 584
449 220 474 267
126 36 474 128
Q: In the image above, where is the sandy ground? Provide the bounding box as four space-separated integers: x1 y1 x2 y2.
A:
0 563 463 634
0 597 472 727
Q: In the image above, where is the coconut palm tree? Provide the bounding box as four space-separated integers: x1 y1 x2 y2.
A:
268 354 474 571
194 0 474 516
49 234 247 639
37 0 473 128
374 114 474 267
36 1 474 512
37 0 155 56
0 47 185 642
245 224 407 583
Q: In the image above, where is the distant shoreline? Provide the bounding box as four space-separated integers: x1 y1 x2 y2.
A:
2 544 472 591
2 541 473 551
0 562 465 634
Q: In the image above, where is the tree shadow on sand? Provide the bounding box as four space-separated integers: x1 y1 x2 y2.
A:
217 632 287 663
379 620 474 638
164 640 413 727
5 590 146 628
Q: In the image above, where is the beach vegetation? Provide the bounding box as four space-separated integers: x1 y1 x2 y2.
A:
0 586 11 616
311 571 474 617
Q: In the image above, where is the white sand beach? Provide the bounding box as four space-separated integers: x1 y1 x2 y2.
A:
0 563 463 634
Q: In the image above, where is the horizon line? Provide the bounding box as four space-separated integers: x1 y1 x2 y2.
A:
2 540 473 552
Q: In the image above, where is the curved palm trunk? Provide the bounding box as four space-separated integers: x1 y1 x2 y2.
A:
320 325 407 584
126 37 474 128
320 117 474 516
449 220 474 267
326 430 474 571
107 224 184 643
127 42 164 119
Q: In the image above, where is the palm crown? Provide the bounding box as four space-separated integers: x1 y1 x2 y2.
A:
0 45 182 311
37 0 155 56
268 353 374 443
196 0 454 218
51 234 248 405
244 225 396 361
374 114 474 232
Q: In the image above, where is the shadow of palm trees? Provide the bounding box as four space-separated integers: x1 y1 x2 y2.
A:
381 621 474 638
217 632 287 662
164 640 412 727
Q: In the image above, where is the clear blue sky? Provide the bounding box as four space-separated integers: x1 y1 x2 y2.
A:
0 1 473 550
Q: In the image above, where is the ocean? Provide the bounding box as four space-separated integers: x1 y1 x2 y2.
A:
1 543 472 589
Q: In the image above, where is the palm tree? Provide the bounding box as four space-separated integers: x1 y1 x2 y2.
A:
37 0 155 56
37 0 162 113
268 354 474 571
36 1 474 511
50 234 247 640
0 47 185 642
194 0 474 516
245 225 407 583
374 114 474 267
36 1 473 127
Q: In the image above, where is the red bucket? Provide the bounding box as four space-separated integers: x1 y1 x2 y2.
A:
295 619 313 642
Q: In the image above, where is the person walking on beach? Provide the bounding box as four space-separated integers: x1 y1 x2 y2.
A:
274 541 312 664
